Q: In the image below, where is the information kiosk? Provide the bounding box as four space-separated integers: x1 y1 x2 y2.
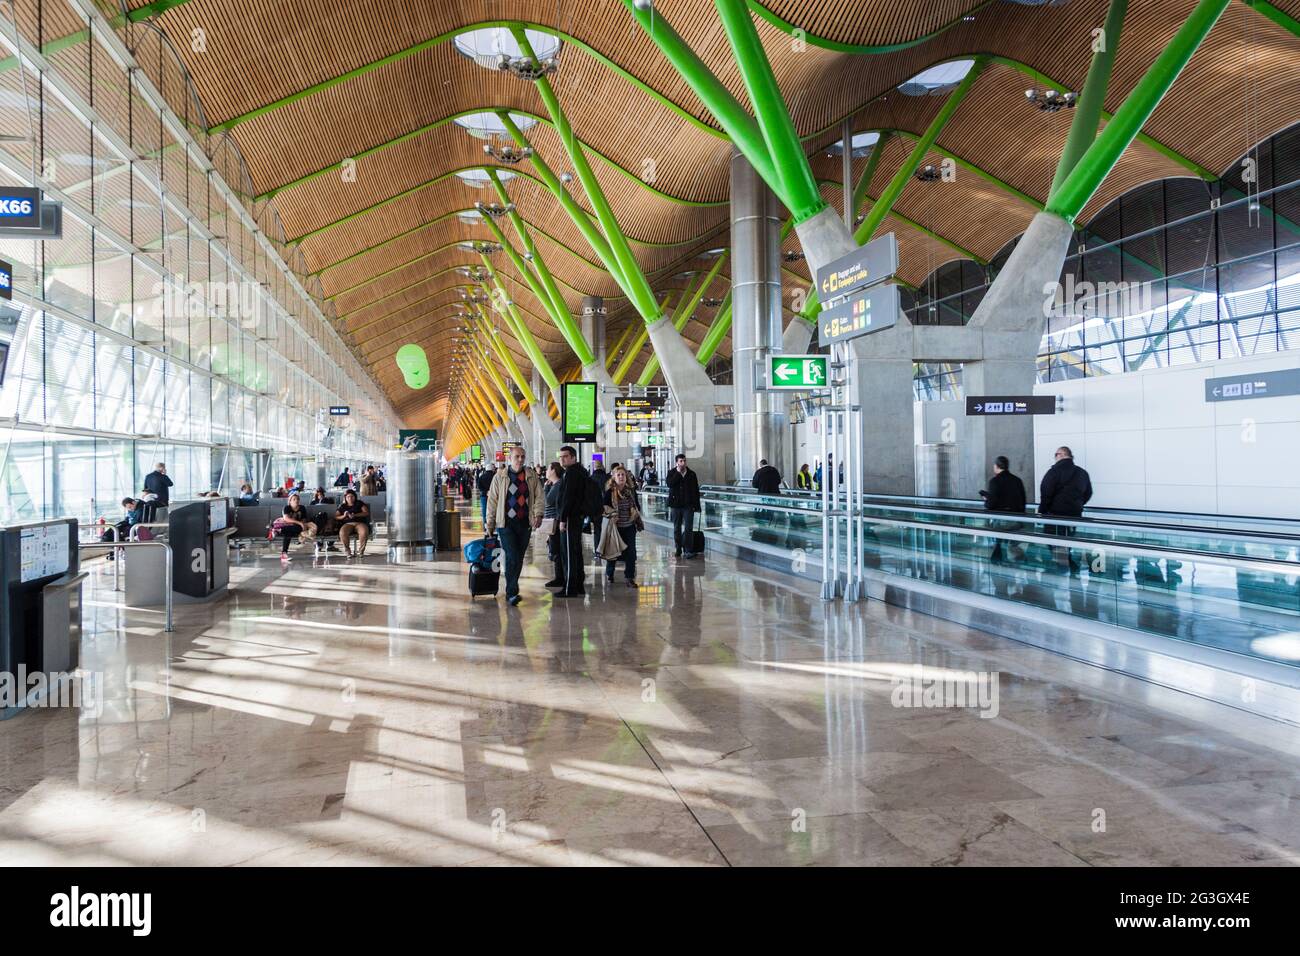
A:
0 519 84 717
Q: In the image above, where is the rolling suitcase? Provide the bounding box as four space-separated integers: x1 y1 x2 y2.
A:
469 565 500 598
691 529 706 556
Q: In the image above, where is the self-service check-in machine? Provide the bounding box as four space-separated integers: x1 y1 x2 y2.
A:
124 499 232 607
169 499 232 599
0 519 84 718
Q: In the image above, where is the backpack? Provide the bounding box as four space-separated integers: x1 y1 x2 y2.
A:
583 474 604 523
463 536 500 570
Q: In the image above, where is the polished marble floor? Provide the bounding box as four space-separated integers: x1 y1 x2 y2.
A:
0 512 1297 866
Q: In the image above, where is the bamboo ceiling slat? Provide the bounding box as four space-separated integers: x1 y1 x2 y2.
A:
132 0 1300 424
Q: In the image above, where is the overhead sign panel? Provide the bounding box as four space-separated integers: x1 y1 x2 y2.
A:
817 282 900 347
562 381 598 443
0 258 10 301
1205 368 1300 403
815 232 898 303
965 396 1056 416
0 188 40 229
614 394 666 433
768 355 828 391
328 405 350 416
0 199 61 239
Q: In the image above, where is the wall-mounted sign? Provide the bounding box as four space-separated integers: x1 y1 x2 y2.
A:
614 395 666 432
0 188 40 229
1205 368 1300 403
562 381 598 443
645 434 665 446
0 198 61 239
0 258 11 301
965 396 1057 416
398 428 438 451
815 233 898 303
328 405 350 416
817 282 900 347
767 355 828 391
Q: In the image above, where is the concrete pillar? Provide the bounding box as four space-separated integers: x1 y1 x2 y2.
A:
965 211 1074 502
730 148 788 483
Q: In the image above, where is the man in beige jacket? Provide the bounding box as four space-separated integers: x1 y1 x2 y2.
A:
485 445 544 606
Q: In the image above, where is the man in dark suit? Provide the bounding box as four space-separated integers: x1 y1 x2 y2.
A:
980 455 1027 564
555 445 590 597
1039 446 1093 571
666 453 702 559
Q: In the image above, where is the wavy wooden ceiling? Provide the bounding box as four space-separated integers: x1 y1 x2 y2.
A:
127 0 1300 430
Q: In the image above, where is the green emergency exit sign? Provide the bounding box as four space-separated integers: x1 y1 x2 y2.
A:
768 355 828 390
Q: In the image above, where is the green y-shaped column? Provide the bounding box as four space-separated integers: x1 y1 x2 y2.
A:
696 292 734 365
614 292 677 384
508 29 716 407
638 252 728 385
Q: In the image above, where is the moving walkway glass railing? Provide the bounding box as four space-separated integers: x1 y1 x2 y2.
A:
720 483 1300 535
642 487 1300 671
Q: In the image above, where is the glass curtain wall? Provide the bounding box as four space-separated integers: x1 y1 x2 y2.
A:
904 123 1300 397
0 0 400 525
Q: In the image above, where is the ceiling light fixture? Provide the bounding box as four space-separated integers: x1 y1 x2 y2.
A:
1024 88 1077 112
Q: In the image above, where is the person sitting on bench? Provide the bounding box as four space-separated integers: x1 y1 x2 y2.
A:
334 490 371 557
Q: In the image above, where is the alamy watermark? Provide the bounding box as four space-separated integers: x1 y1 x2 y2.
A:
890 664 1000 719
0 667 102 716
1042 274 1153 322
151 275 261 323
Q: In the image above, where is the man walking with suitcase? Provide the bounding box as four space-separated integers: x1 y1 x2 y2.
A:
485 444 543 606
666 453 703 559
555 445 589 598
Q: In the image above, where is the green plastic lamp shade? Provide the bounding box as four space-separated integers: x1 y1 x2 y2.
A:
395 343 430 389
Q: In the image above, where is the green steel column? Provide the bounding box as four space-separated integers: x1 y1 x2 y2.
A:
1048 0 1231 222
638 252 728 385
1242 0 1300 38
856 57 986 244
472 363 509 421
618 0 779 190
1050 0 1129 200
613 292 676 384
486 167 577 341
713 0 826 222
605 322 637 370
695 291 733 364
479 212 596 366
469 332 522 416
497 112 628 291
473 304 538 406
512 29 662 326
479 256 560 391
850 133 891 224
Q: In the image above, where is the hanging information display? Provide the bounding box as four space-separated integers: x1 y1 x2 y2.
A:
614 395 666 433
562 382 598 443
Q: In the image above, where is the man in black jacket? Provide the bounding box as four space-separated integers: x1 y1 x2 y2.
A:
666 453 702 559
555 445 589 596
981 456 1026 564
143 462 173 521
1039 447 1093 571
751 459 782 496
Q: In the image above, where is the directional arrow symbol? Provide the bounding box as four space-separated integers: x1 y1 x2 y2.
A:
774 363 797 381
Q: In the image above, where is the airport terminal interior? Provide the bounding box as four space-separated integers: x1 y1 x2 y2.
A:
0 0 1298 868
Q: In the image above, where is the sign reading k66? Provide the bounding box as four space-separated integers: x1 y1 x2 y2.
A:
768 355 828 390
0 188 40 228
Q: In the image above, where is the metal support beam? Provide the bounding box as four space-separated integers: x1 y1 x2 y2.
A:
479 256 560 391
856 57 986 244
695 293 733 365
714 0 826 222
1050 0 1129 200
638 252 728 385
1047 0 1232 222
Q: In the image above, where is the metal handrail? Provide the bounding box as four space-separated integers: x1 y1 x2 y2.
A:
77 540 174 632
639 494 1300 575
654 486 1300 550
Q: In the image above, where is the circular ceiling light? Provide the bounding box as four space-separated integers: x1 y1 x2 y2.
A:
826 131 881 159
452 111 538 142
897 59 976 96
455 168 516 189
453 27 561 66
